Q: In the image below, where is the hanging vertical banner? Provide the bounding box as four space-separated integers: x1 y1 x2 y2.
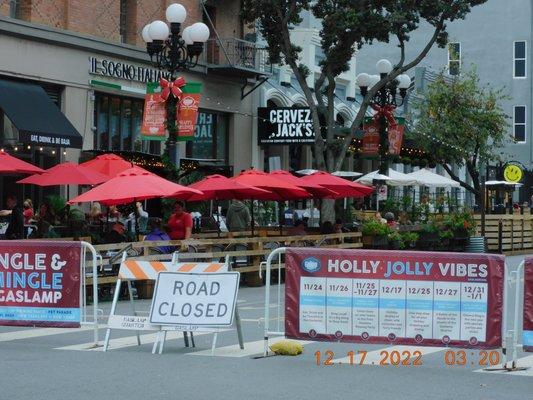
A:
0 241 82 328
523 256 533 352
140 81 202 142
285 248 505 349
177 82 202 142
141 81 166 141
362 117 380 155
388 117 405 155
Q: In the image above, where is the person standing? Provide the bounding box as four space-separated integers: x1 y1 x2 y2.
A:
4 195 24 239
22 199 34 225
167 201 193 240
226 199 251 232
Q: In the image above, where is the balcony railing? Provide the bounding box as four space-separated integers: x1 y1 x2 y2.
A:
203 38 272 76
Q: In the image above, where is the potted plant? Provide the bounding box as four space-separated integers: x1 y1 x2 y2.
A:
418 222 439 250
401 232 419 249
361 219 390 249
438 229 454 251
388 230 404 250
444 211 476 251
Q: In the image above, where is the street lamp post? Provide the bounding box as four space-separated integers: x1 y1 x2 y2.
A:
356 60 411 175
141 3 210 168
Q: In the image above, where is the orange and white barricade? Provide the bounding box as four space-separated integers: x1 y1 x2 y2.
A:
103 254 243 355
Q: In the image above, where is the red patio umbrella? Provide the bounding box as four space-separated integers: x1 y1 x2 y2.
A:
301 171 374 198
0 151 44 174
79 153 132 178
269 170 338 198
17 162 109 186
186 174 271 201
185 174 271 236
68 165 202 205
233 169 311 235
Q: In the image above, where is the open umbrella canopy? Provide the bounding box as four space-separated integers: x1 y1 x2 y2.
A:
0 151 44 174
357 168 419 187
233 169 311 201
17 162 109 186
186 174 271 201
406 168 460 188
301 171 374 198
269 170 338 198
68 165 202 205
79 153 132 177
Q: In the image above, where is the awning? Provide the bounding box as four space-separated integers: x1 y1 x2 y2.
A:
0 79 83 148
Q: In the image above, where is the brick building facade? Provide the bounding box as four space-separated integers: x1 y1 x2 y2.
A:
0 0 269 205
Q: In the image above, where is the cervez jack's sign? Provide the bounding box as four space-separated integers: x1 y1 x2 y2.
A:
258 107 315 145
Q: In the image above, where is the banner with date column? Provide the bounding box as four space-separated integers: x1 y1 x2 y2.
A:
523 256 533 352
0 241 82 328
285 248 504 349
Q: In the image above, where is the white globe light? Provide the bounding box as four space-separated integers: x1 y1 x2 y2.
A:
189 22 210 43
166 3 187 23
148 20 170 41
141 24 152 43
376 59 393 74
368 74 381 88
182 26 193 45
356 73 371 87
397 74 411 89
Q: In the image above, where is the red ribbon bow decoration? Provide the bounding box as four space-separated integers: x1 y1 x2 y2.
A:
159 77 186 101
371 104 397 128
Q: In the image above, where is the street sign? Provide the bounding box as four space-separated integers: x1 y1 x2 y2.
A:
149 272 240 326
284 248 504 349
503 163 523 183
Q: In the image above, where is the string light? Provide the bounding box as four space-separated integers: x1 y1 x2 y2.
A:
27 145 31 150
63 151 67 155
51 150 56 155
14 147 18 151
39 147 43 151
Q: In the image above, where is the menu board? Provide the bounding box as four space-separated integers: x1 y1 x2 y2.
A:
286 249 504 348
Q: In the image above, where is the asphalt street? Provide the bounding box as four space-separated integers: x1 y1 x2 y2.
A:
0 255 531 400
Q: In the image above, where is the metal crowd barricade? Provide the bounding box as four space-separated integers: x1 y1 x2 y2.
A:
81 241 100 347
262 247 529 368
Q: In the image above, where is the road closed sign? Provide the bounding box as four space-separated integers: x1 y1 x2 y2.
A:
149 272 239 327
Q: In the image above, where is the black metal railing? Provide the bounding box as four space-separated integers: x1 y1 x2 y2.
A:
204 38 272 75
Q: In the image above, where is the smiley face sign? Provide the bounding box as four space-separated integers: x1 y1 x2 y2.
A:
504 164 523 183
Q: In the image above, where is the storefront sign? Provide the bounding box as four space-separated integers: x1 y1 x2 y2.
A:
0 241 82 328
285 248 504 348
89 56 170 84
149 272 239 326
523 256 533 352
19 132 78 148
258 107 315 145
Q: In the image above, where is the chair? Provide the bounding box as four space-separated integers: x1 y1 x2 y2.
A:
225 243 250 269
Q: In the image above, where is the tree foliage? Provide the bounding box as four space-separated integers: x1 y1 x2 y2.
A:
411 69 510 199
241 0 487 218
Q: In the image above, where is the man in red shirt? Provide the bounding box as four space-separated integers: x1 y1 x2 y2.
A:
167 201 193 240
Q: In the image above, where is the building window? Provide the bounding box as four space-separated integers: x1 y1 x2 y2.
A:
186 111 229 161
119 0 136 44
514 41 527 78
9 0 20 18
335 85 346 100
315 46 325 66
513 105 526 142
94 93 160 154
447 42 461 76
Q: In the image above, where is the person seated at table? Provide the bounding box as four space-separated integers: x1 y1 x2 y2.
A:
373 211 387 224
226 199 251 232
126 201 149 233
105 221 126 244
145 218 174 254
289 219 307 236
1 195 24 240
89 202 103 222
106 205 121 221
320 220 334 234
334 218 344 233
22 199 34 225
384 212 398 228
31 202 58 238
167 201 193 240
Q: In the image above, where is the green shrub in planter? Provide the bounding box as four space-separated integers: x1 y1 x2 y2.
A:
388 231 404 250
401 232 419 249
